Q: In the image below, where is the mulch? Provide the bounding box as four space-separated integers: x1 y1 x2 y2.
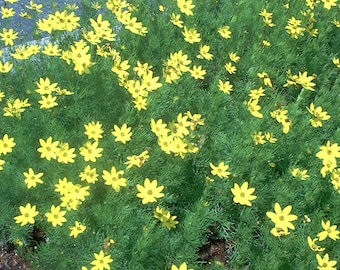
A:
0 243 32 270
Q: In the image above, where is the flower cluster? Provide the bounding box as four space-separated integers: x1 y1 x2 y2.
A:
307 219 339 270
154 206 179 230
316 141 340 178
151 112 204 158
35 77 73 109
106 0 148 36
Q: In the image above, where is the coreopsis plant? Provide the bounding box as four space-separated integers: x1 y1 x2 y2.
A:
1 0 340 269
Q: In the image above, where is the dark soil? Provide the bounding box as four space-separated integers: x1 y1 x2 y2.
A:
0 243 32 270
199 238 236 266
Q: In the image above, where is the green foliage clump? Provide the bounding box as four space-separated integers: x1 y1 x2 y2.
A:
0 0 340 269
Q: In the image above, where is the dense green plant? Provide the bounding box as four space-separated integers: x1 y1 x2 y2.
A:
0 0 340 269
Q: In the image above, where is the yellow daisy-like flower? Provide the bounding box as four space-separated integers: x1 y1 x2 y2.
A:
307 236 325 252
316 253 337 270
171 262 193 270
317 220 340 241
218 25 232 39
266 203 298 231
210 162 231 179
112 123 132 144
136 178 164 204
69 221 86 238
231 182 257 206
14 203 39 226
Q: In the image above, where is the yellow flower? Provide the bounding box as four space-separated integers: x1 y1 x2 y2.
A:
35 77 58 95
331 168 340 190
57 142 76 164
0 134 16 155
133 96 147 111
306 0 320 9
154 206 169 222
259 9 273 19
55 177 73 196
316 141 340 164
249 87 265 99
42 43 61 56
79 141 103 162
79 165 98 184
90 250 113 270
0 62 13 73
39 94 58 109
125 151 149 169
177 0 195 16
229 52 240 63
171 262 193 270
262 40 271 46
218 79 233 95
23 168 44 189
270 226 290 237
257 72 272 87
231 182 257 206
3 98 31 118
333 57 340 68
285 17 305 39
133 61 153 77
14 203 39 226
265 132 277 143
182 26 201 44
69 221 86 238
218 25 232 39
316 253 337 270
1 6 15 19
317 220 340 241
322 0 337 9
266 203 298 231
170 13 184 28
37 137 59 160
142 71 162 91
112 57 130 78
290 168 309 180
151 118 170 137
25 0 43 12
162 214 178 230
190 65 206 79
296 71 316 91
252 132 266 145
197 45 213 60
102 166 127 192
136 178 164 204
0 28 18 46
210 162 231 178
112 123 132 144
307 103 331 127
247 98 263 118
225 62 237 74
307 236 325 252
45 205 67 227
84 121 104 141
